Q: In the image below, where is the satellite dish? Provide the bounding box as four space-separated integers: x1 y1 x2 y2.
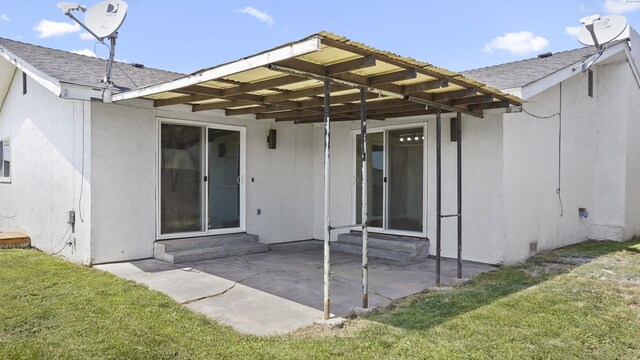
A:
578 15 628 47
84 0 128 40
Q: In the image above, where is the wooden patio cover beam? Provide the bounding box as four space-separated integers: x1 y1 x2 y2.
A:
268 58 481 117
154 55 378 109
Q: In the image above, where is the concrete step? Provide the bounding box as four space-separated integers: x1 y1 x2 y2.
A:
332 242 419 262
154 233 267 264
158 243 269 264
155 233 259 253
0 232 31 249
333 232 429 262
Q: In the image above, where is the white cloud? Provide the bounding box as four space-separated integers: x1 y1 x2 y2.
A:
565 26 581 37
579 5 593 13
79 32 95 41
71 49 98 58
237 6 274 25
483 31 549 55
603 0 640 14
33 19 81 38
0 14 9 21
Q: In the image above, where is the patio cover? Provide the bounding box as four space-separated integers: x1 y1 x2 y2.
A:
112 32 523 320
112 31 522 119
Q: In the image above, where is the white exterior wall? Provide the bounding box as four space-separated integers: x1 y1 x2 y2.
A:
0 69 91 264
622 61 640 240
90 101 315 264
311 114 506 264
592 61 632 240
503 74 596 264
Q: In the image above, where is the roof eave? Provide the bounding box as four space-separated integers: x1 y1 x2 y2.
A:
520 41 628 99
0 43 63 97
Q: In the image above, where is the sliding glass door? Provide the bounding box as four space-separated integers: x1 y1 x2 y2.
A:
354 125 426 235
160 124 204 234
207 128 241 231
159 120 245 238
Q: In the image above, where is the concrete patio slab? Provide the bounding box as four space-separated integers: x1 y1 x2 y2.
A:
96 260 323 335
96 240 494 335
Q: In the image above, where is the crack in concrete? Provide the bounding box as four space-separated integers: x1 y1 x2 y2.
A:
373 291 394 303
180 273 260 305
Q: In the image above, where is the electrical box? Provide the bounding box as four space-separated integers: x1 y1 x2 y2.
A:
68 209 76 226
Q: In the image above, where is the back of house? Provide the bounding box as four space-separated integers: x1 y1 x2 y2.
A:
1 29 640 266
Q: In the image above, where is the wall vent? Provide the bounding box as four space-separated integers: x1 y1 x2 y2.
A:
588 69 593 98
22 72 27 95
529 241 538 254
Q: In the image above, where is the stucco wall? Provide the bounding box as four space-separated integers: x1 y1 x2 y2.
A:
311 114 506 264
502 74 596 264
90 101 315 263
0 69 91 264
623 61 640 240
592 61 630 240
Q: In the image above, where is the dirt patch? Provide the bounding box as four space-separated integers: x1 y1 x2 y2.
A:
290 319 371 338
521 262 574 277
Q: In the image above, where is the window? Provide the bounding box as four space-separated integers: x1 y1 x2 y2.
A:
0 137 11 182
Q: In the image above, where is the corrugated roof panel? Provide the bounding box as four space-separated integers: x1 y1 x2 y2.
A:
224 67 283 83
276 79 323 91
146 91 186 100
428 84 465 93
298 45 360 65
198 80 236 89
350 61 401 76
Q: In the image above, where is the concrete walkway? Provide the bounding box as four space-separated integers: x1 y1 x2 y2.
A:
96 260 323 335
96 241 494 335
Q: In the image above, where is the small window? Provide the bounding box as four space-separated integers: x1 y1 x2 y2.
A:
0 137 11 182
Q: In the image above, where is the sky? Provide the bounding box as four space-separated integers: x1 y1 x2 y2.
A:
1 0 640 74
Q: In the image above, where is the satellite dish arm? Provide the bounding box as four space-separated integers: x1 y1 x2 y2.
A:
585 23 601 49
580 14 602 49
64 11 104 42
104 35 117 84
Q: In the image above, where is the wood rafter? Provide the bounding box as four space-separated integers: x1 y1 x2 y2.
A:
269 58 480 117
318 36 519 106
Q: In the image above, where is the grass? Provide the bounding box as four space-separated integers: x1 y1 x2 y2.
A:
1 240 639 359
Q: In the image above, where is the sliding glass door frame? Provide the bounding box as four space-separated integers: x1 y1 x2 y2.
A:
350 122 428 237
157 118 246 240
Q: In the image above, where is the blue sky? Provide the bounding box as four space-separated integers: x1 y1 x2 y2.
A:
1 0 640 74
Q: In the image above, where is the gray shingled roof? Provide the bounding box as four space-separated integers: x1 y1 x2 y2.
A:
0 36 602 93
0 37 183 90
461 46 598 90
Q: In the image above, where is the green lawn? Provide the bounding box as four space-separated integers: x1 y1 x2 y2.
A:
1 240 639 359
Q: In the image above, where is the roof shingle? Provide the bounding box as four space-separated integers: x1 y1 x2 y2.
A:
0 37 183 90
461 47 598 90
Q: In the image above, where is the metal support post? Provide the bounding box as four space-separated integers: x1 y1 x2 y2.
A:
435 108 442 287
360 88 369 309
456 112 463 279
323 80 332 320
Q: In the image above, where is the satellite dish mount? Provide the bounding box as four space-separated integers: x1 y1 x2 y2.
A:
58 1 129 85
575 14 629 72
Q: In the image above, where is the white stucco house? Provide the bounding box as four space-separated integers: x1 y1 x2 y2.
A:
1 30 640 267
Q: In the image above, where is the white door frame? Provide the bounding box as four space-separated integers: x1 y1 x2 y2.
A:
156 117 247 240
350 121 428 237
